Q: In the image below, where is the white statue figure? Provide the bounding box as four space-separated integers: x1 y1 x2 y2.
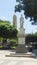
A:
13 14 17 28
20 15 24 28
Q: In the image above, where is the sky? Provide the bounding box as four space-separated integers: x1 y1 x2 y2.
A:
0 0 37 34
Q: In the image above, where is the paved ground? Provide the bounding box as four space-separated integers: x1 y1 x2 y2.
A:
0 50 37 65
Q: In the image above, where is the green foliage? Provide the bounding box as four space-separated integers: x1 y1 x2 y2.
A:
9 39 17 46
0 45 3 49
0 20 10 24
26 33 37 43
0 20 18 49
15 0 37 24
0 20 18 39
0 37 3 42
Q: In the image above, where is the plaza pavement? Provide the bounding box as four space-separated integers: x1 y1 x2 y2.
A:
0 50 37 65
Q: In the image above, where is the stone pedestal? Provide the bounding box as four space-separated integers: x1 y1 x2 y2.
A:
16 44 27 53
16 28 27 53
18 28 25 44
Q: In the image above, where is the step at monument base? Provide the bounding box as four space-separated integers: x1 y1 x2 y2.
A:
6 52 35 58
16 44 28 53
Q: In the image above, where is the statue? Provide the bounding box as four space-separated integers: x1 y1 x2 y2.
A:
20 15 24 28
16 15 26 53
13 14 17 28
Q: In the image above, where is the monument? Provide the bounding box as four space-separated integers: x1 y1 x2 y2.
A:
16 15 27 53
6 15 34 57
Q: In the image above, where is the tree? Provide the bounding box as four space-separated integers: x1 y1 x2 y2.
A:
8 26 18 39
15 0 37 24
0 20 18 42
25 33 37 44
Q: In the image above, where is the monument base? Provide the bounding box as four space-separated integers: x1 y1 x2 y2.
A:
6 50 35 58
16 44 28 53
